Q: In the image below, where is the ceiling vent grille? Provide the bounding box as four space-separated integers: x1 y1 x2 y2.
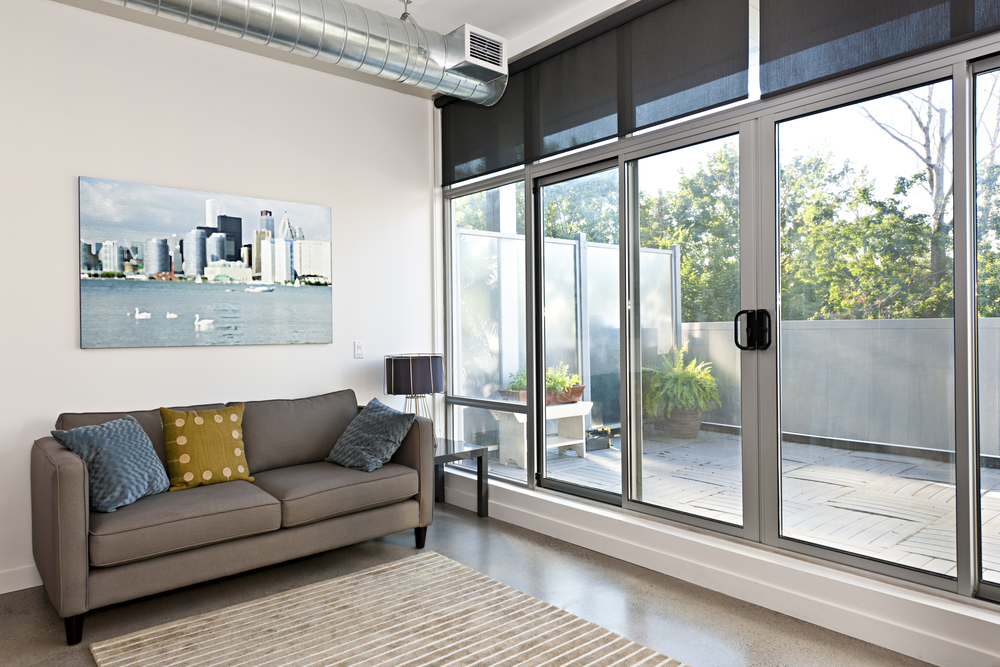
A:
444 24 508 83
470 32 504 68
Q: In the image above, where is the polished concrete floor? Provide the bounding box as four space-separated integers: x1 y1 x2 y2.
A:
0 505 933 667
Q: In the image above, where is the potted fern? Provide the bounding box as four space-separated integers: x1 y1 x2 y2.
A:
500 364 585 404
642 344 720 439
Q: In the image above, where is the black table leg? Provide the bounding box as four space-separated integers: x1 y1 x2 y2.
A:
477 452 489 518
435 463 445 503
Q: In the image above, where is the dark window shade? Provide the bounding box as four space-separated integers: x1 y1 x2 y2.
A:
631 0 748 130
760 0 1000 97
534 30 618 160
978 0 1000 31
441 72 525 186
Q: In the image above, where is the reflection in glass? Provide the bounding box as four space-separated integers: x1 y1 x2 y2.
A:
450 406 526 484
634 136 743 525
975 68 1000 585
778 82 956 573
451 182 526 401
519 168 622 493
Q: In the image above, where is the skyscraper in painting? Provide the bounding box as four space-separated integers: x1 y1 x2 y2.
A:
144 238 170 276
184 229 207 277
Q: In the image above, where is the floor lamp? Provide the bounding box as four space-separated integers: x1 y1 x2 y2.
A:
384 354 444 441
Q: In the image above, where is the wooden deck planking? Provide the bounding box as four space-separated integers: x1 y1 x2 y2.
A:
481 432 1000 577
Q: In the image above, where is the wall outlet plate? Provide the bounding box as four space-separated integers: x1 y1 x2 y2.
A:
354 341 364 359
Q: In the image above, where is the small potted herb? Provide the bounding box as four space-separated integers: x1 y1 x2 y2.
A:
500 364 585 404
642 344 719 439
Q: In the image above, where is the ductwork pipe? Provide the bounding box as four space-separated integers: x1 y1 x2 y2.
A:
101 0 507 106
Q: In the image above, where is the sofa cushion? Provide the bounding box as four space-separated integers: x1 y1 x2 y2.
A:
55 403 226 465
88 480 280 567
160 405 253 491
252 462 418 528
51 415 169 512
326 398 415 472
236 390 359 473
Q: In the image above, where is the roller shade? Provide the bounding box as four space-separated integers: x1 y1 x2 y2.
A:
760 0 1000 97
442 72 525 186
534 30 619 160
631 0 749 130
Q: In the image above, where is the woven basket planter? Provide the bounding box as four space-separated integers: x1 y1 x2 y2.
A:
661 408 703 439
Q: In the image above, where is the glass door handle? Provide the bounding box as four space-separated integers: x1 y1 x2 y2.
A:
734 310 757 350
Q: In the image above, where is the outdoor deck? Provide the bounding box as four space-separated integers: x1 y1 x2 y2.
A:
473 429 1000 581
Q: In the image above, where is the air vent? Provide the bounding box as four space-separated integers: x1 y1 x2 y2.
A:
443 24 507 83
470 32 503 67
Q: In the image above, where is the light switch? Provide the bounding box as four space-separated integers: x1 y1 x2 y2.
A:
354 341 364 359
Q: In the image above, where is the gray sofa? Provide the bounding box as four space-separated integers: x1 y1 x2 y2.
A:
30 389 434 645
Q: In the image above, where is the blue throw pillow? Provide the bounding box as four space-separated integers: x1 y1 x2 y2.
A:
326 398 416 472
52 415 169 512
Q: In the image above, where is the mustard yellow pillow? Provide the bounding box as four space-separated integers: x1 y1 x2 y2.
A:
160 405 253 491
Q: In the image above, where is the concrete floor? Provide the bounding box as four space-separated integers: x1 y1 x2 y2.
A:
0 505 932 667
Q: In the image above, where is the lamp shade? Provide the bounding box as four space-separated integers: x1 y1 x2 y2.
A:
385 354 445 396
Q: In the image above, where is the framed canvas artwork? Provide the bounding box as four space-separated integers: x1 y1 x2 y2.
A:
79 177 333 348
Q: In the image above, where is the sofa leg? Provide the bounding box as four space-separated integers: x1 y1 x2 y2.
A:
414 526 427 549
65 614 84 646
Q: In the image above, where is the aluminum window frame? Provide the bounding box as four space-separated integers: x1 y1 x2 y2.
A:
440 26 1000 603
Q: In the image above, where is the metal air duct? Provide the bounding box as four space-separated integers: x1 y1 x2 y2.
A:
100 0 508 106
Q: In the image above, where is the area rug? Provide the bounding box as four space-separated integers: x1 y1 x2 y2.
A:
89 551 687 667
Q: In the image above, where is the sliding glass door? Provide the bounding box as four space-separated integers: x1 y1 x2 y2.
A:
536 164 622 497
444 39 1000 602
976 63 1000 588
630 135 747 526
776 80 957 575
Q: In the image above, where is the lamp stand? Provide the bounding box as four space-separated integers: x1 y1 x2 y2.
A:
403 394 437 445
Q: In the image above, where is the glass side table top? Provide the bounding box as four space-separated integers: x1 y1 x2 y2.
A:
434 438 499 464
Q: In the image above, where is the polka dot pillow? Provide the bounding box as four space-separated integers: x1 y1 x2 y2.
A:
160 404 253 491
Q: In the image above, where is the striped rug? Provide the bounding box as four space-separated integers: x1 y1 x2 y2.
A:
90 551 687 667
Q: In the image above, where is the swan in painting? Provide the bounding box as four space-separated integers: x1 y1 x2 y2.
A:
194 314 214 330
133 307 151 319
166 312 179 319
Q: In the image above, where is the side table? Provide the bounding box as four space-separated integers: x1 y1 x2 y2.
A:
434 438 498 518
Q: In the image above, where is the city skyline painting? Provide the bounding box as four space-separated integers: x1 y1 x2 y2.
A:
79 177 333 349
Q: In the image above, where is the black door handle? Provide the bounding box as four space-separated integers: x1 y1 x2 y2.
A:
755 309 771 350
734 309 771 351
734 310 756 350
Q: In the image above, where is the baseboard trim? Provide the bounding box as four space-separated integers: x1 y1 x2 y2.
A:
0 564 42 595
442 469 1000 667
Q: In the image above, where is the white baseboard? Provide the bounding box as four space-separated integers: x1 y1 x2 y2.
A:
442 469 1000 667
0 564 42 595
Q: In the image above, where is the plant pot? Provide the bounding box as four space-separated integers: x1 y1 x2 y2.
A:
546 384 585 405
499 389 527 403
498 385 586 405
662 408 702 439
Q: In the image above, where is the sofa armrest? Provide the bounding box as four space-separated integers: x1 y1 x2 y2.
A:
31 437 89 618
389 416 434 527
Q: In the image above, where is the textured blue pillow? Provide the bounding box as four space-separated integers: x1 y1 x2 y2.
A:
52 415 169 512
326 398 416 472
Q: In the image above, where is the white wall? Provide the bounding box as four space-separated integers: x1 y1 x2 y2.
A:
0 0 435 593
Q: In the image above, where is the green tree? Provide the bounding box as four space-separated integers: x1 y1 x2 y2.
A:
542 170 619 243
639 142 740 322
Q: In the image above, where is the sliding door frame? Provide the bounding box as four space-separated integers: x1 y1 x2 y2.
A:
440 27 1000 604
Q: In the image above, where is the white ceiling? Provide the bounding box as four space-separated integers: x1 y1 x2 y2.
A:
362 0 640 58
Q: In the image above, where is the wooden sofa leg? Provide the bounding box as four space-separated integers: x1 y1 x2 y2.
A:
65 614 84 646
414 526 427 549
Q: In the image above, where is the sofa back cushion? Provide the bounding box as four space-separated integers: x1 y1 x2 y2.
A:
55 404 226 465
235 390 358 473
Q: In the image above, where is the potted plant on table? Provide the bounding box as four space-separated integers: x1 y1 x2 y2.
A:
642 344 720 439
499 364 585 405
